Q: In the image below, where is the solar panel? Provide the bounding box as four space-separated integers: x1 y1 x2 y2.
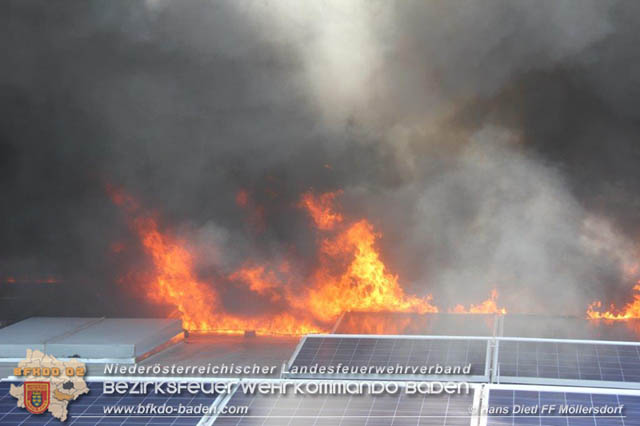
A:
285 335 490 381
496 339 640 388
0 380 218 425
484 387 638 426
212 380 477 426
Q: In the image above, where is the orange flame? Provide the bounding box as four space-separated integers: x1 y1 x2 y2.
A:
138 216 318 334
448 289 506 315
228 266 284 302
109 185 320 335
298 190 343 230
308 219 438 321
587 282 640 320
111 186 505 335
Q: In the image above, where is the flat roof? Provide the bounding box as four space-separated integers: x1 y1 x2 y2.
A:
0 317 101 357
0 317 182 362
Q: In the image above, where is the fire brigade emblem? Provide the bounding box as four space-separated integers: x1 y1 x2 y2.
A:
9 350 89 421
24 382 50 414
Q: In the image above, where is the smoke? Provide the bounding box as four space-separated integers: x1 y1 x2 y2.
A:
1 0 639 317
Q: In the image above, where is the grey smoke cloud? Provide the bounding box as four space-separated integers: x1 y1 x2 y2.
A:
1 0 639 318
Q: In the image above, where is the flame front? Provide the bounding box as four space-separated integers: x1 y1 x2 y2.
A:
111 186 502 335
137 216 320 334
109 186 319 335
587 282 640 320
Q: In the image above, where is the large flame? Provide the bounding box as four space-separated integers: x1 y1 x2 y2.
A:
308 219 438 321
449 289 507 314
298 189 437 320
587 282 640 320
111 186 502 335
109 186 319 335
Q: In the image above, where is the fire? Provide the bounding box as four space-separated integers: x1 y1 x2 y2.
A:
308 219 438 321
449 289 507 315
134 214 220 330
298 190 343 230
587 282 640 320
111 185 505 335
109 185 320 335
228 266 284 302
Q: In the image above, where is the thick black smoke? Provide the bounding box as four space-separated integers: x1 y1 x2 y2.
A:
1 0 639 319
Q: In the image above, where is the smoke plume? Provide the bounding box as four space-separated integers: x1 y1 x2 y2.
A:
2 0 639 318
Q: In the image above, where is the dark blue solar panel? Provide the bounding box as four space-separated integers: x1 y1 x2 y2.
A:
0 381 216 425
497 341 640 384
214 384 475 425
288 336 488 379
486 389 638 426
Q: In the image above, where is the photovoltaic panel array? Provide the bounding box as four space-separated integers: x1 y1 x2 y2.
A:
287 336 489 380
486 388 640 426
213 384 476 426
0 381 216 426
497 340 640 387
